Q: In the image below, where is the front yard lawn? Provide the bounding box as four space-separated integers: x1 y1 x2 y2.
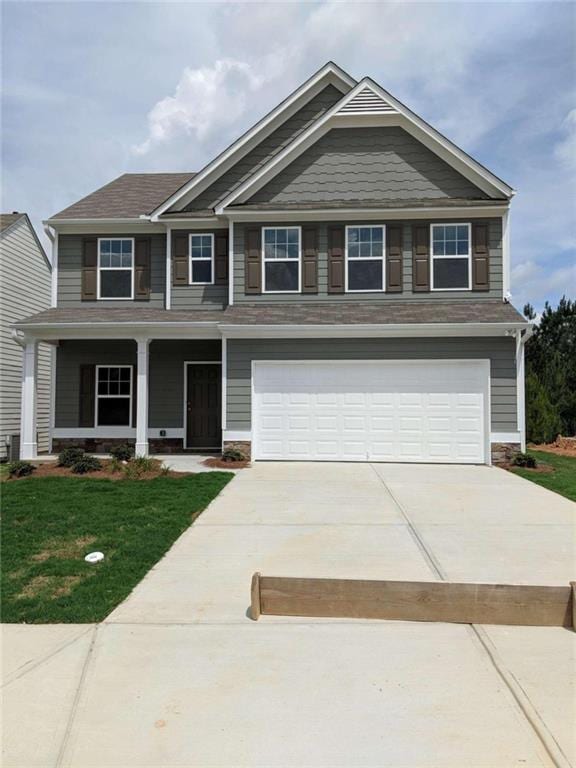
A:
511 450 576 502
1 472 233 623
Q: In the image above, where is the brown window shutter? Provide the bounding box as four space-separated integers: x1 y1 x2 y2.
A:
81 238 98 301
472 223 490 291
134 238 151 300
386 225 403 292
245 228 261 294
172 234 189 286
328 226 345 293
79 364 96 427
412 225 430 292
214 233 229 285
302 227 318 293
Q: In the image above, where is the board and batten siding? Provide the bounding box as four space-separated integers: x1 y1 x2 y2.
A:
55 340 221 428
248 127 488 204
226 337 517 433
182 85 344 211
233 219 503 302
0 217 52 457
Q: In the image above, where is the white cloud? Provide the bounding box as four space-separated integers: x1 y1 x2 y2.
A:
554 108 576 169
132 59 273 155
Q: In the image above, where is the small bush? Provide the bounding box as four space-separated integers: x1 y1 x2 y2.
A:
160 462 171 476
221 447 247 462
109 443 134 462
70 455 102 474
58 447 85 467
8 460 36 478
109 456 123 473
124 455 155 479
513 452 537 469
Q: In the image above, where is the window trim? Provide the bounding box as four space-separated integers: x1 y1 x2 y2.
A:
189 233 215 286
345 225 386 293
95 365 133 428
430 222 472 292
261 226 302 294
97 238 135 301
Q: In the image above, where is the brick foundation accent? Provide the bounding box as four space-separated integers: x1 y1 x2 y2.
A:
148 438 184 454
52 438 185 455
491 442 521 465
223 441 252 460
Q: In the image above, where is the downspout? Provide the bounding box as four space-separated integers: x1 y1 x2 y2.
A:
44 224 58 308
516 325 534 452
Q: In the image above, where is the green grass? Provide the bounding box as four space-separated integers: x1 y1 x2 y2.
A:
512 450 576 502
1 472 233 623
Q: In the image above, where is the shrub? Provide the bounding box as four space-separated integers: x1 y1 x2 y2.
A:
7 460 35 478
124 455 155 479
221 447 247 462
109 443 134 462
70 455 102 474
58 446 85 467
513 452 537 469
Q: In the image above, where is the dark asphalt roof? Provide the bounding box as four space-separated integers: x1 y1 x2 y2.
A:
227 199 506 212
0 213 26 233
51 173 197 220
16 301 527 328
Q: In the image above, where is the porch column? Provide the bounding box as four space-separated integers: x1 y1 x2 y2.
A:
20 340 38 459
135 337 150 456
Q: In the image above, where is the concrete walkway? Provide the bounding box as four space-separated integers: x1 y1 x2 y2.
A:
2 463 575 767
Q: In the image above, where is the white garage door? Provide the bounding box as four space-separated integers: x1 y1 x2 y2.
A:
253 360 489 464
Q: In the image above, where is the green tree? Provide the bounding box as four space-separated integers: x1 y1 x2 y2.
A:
525 372 561 444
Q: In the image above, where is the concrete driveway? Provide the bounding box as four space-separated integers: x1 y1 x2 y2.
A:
3 463 575 767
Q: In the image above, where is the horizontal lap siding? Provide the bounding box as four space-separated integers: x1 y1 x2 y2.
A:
55 340 221 428
227 337 517 432
234 219 502 302
57 234 166 308
0 219 52 456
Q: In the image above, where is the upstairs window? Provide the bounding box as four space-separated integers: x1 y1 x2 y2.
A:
263 227 300 293
431 224 471 291
98 239 134 299
189 234 214 284
96 366 132 426
346 226 385 292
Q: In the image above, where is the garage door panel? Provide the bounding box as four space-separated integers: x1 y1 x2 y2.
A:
254 362 487 464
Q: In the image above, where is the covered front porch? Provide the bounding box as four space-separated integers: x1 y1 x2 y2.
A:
17 335 225 459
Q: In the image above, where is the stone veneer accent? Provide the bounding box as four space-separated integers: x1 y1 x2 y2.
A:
223 441 252 460
491 442 522 465
52 438 185 455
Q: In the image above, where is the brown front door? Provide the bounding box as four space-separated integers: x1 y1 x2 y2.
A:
186 364 221 449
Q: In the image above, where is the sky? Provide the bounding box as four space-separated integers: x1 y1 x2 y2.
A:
2 0 575 312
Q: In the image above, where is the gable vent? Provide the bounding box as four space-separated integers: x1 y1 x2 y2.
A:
338 87 397 115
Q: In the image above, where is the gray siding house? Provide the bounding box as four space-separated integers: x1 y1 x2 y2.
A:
1 213 52 459
15 62 530 465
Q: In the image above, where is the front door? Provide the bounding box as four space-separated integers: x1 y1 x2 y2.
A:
186 364 221 449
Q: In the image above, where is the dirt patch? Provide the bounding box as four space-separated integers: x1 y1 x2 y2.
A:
31 535 97 563
18 574 84 601
529 436 576 457
202 457 250 470
10 459 193 481
504 462 555 475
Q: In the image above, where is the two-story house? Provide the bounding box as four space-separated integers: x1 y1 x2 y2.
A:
15 62 530 465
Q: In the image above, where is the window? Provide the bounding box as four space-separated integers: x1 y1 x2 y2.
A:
189 234 214 284
98 239 134 299
431 224 471 291
96 366 132 426
262 227 300 293
346 226 385 292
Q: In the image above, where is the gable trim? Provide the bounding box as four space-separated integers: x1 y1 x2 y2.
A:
215 79 513 213
150 62 356 219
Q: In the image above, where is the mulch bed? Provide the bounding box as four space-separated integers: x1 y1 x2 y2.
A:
529 437 576 458
8 459 192 481
202 457 251 470
502 461 555 475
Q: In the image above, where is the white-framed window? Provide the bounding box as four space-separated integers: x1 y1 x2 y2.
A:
345 226 385 292
95 366 133 427
97 238 134 300
431 223 472 291
189 233 214 285
262 227 301 293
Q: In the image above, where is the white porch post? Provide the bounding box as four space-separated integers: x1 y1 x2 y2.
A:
135 337 150 456
20 340 38 459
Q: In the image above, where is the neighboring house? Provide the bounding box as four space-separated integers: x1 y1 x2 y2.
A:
1 213 52 460
14 62 531 465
